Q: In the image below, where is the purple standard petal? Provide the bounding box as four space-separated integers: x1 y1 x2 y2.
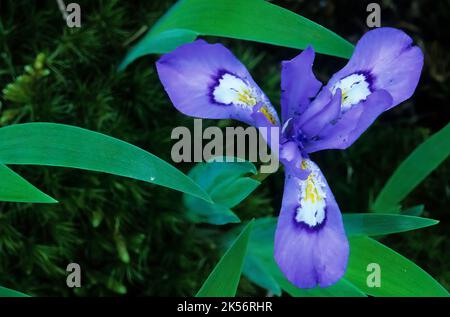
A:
293 88 334 128
156 40 279 126
281 46 322 123
274 158 349 288
281 90 341 152
303 89 393 153
326 27 423 110
299 89 342 137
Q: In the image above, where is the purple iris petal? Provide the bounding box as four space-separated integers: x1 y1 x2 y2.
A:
156 39 279 126
326 27 423 109
281 46 322 123
293 88 333 128
274 158 349 288
250 103 280 128
303 89 393 153
300 89 342 137
250 103 281 153
281 28 422 153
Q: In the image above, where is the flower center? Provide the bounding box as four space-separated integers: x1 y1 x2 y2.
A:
212 72 257 107
331 73 372 112
295 160 327 228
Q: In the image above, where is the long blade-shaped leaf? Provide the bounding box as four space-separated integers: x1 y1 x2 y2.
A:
343 213 438 236
401 204 424 217
0 123 211 202
346 237 449 296
119 0 354 70
372 123 450 212
0 286 30 297
196 219 254 297
0 164 57 203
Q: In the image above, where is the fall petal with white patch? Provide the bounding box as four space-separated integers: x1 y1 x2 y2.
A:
156 40 279 127
274 158 349 288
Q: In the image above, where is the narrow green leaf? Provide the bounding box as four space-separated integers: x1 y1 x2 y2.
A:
0 286 30 297
0 123 211 202
243 255 281 296
401 204 425 217
184 159 259 225
343 213 438 236
346 236 449 296
196 219 254 297
372 123 450 212
224 217 281 295
120 29 198 70
0 164 57 203
119 0 354 70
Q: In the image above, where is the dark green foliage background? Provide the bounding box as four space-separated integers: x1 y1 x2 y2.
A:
0 0 448 296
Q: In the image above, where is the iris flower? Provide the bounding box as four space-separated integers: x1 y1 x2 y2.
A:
156 27 423 288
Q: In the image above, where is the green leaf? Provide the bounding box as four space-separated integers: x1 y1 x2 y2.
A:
343 213 438 236
243 255 281 296
346 236 449 296
120 29 198 70
119 0 354 70
372 123 450 212
0 286 30 297
224 217 366 297
0 164 57 203
235 217 283 295
196 219 254 297
184 159 260 225
401 204 425 217
0 123 211 202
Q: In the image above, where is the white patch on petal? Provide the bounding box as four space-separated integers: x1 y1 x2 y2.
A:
295 159 327 227
331 73 371 112
213 73 257 107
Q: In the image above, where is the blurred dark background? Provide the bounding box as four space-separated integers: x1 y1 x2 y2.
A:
0 0 448 296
